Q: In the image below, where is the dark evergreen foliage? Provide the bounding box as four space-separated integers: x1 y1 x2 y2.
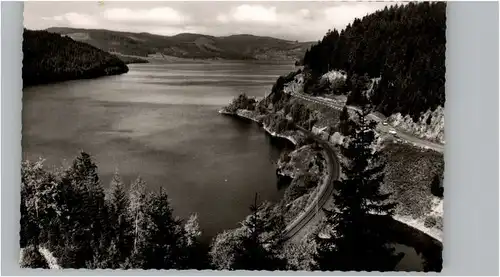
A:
338 106 354 136
209 195 287 270
302 2 446 120
20 152 207 269
107 172 133 268
225 93 257 113
314 105 401 271
430 174 444 198
23 29 129 87
232 196 287 270
131 189 184 269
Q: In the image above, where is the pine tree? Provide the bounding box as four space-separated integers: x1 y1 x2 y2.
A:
67 151 99 185
20 159 70 261
127 176 149 268
314 105 400 271
107 171 133 267
20 160 49 247
338 106 353 136
141 188 186 269
183 214 209 269
301 2 446 120
63 151 110 268
20 153 210 269
231 194 287 270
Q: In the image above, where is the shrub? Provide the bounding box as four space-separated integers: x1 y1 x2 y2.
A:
424 216 437 228
426 114 433 125
332 78 349 95
225 93 256 113
303 173 319 189
280 151 292 164
430 174 444 198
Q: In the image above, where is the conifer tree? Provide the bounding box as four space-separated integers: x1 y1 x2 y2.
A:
338 106 353 136
301 2 446 120
20 160 50 247
20 153 211 269
127 176 149 268
314 105 400 271
141 188 186 269
65 151 110 268
182 214 210 269
231 195 287 270
107 171 133 267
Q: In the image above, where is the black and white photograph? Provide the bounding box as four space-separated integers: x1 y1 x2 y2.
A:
20 1 445 272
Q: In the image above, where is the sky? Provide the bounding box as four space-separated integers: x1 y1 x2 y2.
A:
24 1 398 42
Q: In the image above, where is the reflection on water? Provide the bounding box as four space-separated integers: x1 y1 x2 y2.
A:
22 62 296 239
394 243 425 271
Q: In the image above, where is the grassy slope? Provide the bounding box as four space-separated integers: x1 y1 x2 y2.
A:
382 142 444 230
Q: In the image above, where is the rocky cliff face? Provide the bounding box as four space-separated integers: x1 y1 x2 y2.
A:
388 106 445 144
282 70 445 144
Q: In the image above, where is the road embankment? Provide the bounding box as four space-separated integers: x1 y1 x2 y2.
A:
220 108 339 242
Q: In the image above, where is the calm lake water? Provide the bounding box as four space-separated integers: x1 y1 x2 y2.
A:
22 61 296 239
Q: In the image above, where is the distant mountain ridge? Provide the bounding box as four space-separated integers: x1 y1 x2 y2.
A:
46 27 314 61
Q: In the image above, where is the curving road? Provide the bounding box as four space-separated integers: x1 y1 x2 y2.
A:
280 91 444 243
283 127 340 241
290 92 445 153
281 91 444 241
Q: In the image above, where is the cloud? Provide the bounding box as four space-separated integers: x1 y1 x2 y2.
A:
40 6 189 30
324 3 385 29
216 14 230 24
42 12 98 28
216 4 314 27
230 5 278 23
29 2 396 41
103 7 189 25
299 9 311 19
211 3 387 40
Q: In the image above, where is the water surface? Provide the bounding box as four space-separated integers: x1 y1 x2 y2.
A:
22 61 296 238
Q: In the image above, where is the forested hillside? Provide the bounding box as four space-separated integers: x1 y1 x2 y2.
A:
302 2 446 120
20 153 209 269
23 29 129 87
20 153 289 270
46 27 313 61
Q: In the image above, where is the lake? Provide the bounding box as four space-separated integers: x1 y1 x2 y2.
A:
22 61 297 239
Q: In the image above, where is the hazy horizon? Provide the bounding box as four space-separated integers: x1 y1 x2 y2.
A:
24 1 398 42
28 25 320 42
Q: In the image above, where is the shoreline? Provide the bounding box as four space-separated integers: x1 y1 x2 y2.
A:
219 107 334 241
23 67 129 88
219 106 443 244
219 109 298 145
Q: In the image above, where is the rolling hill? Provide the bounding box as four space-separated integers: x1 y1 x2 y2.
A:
301 2 446 121
46 27 314 61
23 29 129 87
